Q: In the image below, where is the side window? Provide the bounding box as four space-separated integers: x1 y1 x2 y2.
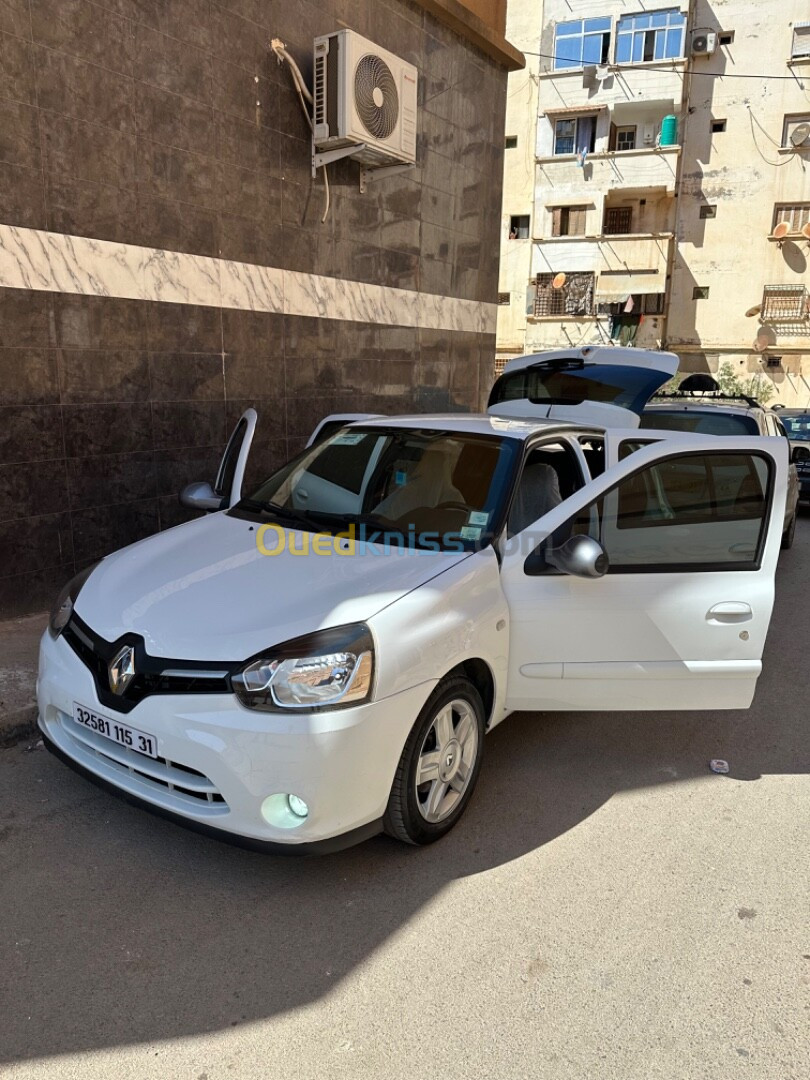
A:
538 452 771 572
508 442 585 536
578 436 605 477
214 417 248 498
617 438 659 461
305 434 376 496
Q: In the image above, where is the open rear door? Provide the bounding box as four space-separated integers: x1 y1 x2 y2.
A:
500 435 788 713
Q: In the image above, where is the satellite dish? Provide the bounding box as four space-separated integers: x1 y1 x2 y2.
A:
790 122 810 147
802 223 810 240
745 305 761 318
772 221 790 240
552 272 567 289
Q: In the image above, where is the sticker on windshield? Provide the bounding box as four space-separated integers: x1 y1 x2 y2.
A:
395 470 407 486
332 432 366 446
468 511 489 526
460 525 482 541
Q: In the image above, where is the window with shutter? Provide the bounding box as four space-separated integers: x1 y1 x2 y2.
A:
569 207 587 235
549 206 587 237
792 24 810 59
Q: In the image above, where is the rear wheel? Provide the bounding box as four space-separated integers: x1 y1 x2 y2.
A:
781 512 797 550
384 677 485 846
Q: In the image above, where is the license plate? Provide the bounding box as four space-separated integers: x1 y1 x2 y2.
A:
72 702 158 759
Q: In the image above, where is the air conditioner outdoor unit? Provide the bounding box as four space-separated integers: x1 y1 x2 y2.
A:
691 29 718 56
313 29 418 169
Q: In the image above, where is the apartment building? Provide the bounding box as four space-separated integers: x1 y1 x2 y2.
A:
497 0 810 404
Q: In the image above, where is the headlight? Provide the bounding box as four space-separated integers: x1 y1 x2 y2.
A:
233 623 374 711
48 563 98 639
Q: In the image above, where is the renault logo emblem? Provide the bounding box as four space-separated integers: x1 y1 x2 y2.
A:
108 645 136 695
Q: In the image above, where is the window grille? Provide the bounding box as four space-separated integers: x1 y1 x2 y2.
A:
773 204 810 232
534 273 595 317
604 207 632 234
761 284 809 321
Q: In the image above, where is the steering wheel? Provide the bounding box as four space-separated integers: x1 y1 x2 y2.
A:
435 501 470 512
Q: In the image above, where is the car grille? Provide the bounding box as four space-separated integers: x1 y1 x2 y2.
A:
62 614 234 715
56 710 229 816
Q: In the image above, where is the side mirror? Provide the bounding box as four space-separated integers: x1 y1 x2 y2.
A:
544 534 609 578
791 445 810 464
179 481 225 512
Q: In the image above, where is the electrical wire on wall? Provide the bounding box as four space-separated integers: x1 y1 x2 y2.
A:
270 38 331 223
747 106 799 167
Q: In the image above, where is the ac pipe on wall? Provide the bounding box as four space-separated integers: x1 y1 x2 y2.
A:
271 37 331 223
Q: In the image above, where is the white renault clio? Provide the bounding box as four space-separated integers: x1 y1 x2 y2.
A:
37 348 788 852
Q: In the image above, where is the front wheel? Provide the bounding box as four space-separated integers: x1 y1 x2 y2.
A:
384 677 485 846
781 512 797 550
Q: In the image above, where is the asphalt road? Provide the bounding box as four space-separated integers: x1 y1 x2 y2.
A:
2 516 809 1080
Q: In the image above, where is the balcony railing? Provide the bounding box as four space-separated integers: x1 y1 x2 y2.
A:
761 284 809 322
536 146 679 194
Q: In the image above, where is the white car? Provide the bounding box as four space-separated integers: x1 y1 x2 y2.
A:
37 348 788 853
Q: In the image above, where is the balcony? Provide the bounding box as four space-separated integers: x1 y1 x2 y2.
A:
533 233 672 294
536 145 679 195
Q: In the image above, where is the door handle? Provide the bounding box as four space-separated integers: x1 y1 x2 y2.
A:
707 602 752 623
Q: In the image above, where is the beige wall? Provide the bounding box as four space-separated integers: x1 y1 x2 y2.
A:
669 0 810 406
495 0 542 354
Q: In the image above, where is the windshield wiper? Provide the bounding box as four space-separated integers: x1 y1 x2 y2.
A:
239 499 328 533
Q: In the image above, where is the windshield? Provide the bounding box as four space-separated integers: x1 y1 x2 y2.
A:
489 361 671 415
779 413 810 440
234 427 520 552
640 410 759 436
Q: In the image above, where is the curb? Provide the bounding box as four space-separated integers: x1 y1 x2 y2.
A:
0 705 39 748
0 611 47 749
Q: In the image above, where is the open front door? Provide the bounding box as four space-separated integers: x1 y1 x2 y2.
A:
180 408 257 512
500 436 788 713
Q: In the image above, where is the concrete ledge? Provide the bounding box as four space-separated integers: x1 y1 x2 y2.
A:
416 0 525 70
0 613 46 747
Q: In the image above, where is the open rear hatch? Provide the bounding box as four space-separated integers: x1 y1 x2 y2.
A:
487 347 679 429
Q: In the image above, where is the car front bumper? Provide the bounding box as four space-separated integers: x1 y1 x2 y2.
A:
37 630 433 853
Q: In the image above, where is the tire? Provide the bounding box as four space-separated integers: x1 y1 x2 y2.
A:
781 512 797 550
384 676 485 846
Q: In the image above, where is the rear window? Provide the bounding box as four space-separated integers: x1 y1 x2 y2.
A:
780 413 810 439
489 362 671 415
640 409 759 436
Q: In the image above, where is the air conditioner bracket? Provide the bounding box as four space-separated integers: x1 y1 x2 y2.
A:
359 162 415 194
312 144 367 176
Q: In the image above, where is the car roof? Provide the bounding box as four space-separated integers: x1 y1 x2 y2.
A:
348 413 588 441
773 407 810 415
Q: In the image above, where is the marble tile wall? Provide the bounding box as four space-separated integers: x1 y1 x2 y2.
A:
0 0 508 617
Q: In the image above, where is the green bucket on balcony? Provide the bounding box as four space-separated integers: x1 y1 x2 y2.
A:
660 115 678 146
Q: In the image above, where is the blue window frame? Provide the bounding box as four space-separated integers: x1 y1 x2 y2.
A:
615 9 686 64
554 17 612 70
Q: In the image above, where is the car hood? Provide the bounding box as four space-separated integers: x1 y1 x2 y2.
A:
74 513 470 661
487 347 679 428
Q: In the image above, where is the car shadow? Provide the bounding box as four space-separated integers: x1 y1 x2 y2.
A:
2 528 808 1064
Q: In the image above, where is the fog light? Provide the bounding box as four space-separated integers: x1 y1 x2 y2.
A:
260 793 310 829
287 794 309 819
